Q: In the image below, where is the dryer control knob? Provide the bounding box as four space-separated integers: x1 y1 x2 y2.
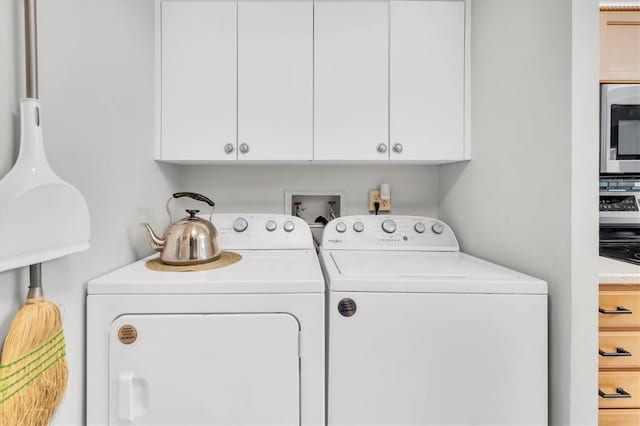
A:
233 218 248 233
283 220 295 232
265 220 277 232
381 219 396 234
414 222 426 234
335 222 347 233
353 221 364 233
431 222 444 234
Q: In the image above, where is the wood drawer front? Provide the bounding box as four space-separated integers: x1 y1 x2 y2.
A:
599 408 640 426
599 372 640 409
600 292 640 329
600 331 640 369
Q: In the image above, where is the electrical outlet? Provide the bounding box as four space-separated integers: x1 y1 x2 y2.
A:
369 190 391 212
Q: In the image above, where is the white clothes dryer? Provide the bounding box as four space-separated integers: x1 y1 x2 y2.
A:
320 215 548 426
87 214 324 426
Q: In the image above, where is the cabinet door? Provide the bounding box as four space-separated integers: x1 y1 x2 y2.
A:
601 11 640 82
390 0 465 161
314 0 389 161
238 0 313 161
161 1 237 161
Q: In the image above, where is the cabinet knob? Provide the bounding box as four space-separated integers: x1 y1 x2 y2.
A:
377 143 388 153
239 143 250 154
393 143 403 153
224 143 234 154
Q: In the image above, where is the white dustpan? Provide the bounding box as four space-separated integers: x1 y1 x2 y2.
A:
0 1 90 273
0 99 90 272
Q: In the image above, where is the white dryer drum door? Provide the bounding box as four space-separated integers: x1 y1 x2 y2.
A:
328 292 547 426
109 313 300 425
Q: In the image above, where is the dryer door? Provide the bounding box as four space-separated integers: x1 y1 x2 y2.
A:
108 313 300 425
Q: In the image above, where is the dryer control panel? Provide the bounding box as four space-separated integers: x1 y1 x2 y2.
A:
321 215 459 251
200 214 314 250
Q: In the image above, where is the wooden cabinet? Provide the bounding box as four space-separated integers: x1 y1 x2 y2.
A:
600 9 640 83
599 284 640 424
390 0 465 161
160 0 237 161
157 0 468 164
314 0 389 161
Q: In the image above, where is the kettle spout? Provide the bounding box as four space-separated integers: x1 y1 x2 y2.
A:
141 223 166 251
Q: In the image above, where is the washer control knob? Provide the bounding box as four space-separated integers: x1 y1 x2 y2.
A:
265 220 277 232
353 221 365 233
381 219 396 234
431 222 444 234
414 222 426 234
335 222 347 233
283 220 295 232
233 218 248 233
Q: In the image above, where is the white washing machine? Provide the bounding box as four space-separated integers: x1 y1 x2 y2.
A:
320 215 548 426
87 214 324 426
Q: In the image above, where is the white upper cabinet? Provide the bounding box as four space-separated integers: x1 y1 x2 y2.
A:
238 0 313 161
157 0 468 164
160 0 237 161
390 0 465 162
314 0 390 161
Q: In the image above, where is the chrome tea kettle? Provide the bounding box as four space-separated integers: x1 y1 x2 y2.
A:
142 192 221 265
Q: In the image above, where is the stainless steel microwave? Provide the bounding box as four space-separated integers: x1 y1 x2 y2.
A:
601 84 640 174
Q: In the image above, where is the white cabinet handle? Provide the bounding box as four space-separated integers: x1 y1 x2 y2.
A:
393 143 403 153
224 143 234 154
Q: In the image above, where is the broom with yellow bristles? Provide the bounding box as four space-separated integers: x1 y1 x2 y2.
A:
0 264 68 426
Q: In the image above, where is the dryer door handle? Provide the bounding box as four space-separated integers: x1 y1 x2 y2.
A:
118 373 134 423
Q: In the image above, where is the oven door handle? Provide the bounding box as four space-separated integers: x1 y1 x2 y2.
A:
599 306 633 315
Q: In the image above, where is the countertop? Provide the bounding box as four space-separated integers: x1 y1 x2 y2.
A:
599 256 640 284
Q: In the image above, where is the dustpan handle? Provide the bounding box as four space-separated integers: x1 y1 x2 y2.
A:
25 0 38 98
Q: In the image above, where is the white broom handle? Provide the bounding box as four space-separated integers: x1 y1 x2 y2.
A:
25 0 38 99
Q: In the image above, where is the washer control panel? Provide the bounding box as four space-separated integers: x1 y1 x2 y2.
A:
321 215 459 251
199 214 313 250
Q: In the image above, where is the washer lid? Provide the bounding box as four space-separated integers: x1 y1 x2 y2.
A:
88 249 324 295
321 250 547 294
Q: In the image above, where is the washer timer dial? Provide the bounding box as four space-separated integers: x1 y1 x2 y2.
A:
381 219 396 234
431 222 444 234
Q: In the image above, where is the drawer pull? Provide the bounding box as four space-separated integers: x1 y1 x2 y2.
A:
599 387 632 399
599 306 633 314
599 347 632 357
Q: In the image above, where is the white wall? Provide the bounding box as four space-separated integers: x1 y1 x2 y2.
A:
0 1 440 424
439 0 599 425
178 165 439 217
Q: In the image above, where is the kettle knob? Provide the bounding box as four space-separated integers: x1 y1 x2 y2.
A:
186 209 200 218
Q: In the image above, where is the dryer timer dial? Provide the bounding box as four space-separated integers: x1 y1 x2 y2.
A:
233 218 248 232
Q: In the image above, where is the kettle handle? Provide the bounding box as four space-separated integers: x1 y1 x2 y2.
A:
167 192 215 224
173 192 215 207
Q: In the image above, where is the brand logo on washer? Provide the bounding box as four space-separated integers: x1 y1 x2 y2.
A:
338 298 357 317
